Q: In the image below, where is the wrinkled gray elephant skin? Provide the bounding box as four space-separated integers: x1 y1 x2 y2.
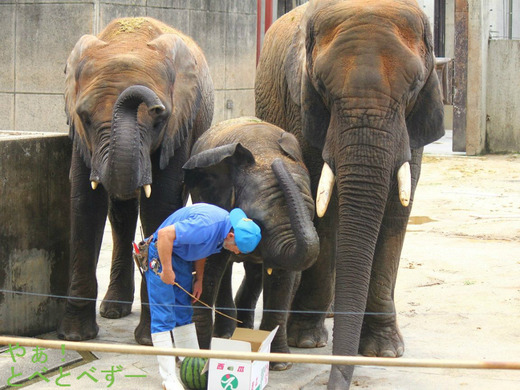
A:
255 1 445 388
59 17 214 345
183 117 319 370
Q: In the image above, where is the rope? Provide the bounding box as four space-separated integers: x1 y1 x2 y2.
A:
0 288 379 315
1 336 519 370
0 288 513 317
174 282 243 324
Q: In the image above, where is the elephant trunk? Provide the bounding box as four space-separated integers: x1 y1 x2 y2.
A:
329 126 396 387
103 85 165 199
267 158 319 271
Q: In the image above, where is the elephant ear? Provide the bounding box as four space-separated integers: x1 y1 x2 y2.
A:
300 67 330 150
184 143 255 171
277 132 303 162
284 0 318 105
406 13 445 149
182 143 255 208
285 10 330 151
406 65 446 149
64 35 108 167
148 34 203 169
285 24 305 106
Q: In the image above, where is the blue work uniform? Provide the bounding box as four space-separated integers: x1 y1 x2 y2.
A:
145 203 232 334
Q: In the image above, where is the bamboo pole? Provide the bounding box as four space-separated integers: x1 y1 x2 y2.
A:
1 336 519 370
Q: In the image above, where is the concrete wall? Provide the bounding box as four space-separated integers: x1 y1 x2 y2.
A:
446 0 520 154
465 0 490 155
486 39 520 153
0 0 257 132
0 132 71 336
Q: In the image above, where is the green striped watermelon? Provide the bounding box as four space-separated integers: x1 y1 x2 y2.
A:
180 356 208 390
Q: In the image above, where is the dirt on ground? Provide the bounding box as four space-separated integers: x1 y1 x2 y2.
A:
267 153 520 389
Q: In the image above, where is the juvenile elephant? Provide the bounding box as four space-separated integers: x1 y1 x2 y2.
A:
255 1 445 387
59 17 214 344
182 117 319 370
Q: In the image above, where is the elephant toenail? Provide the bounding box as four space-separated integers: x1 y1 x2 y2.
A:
381 350 397 357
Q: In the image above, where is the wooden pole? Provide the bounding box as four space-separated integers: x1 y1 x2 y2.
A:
1 336 519 370
453 0 468 152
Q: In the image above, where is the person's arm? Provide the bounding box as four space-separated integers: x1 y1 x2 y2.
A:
192 258 206 302
157 224 176 285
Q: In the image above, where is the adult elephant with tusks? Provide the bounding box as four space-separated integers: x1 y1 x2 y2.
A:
182 117 319 370
255 0 445 388
59 17 214 345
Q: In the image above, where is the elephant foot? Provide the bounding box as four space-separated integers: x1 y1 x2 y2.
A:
100 288 133 319
236 310 255 329
287 317 328 348
213 327 234 339
359 320 404 357
57 303 99 341
269 340 292 371
270 361 292 371
134 318 152 346
214 315 237 339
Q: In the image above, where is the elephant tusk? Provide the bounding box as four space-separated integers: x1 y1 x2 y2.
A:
91 181 98 190
144 184 152 198
316 163 335 218
397 162 411 207
267 268 273 275
186 193 193 206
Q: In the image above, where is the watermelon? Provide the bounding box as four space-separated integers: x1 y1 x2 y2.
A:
180 356 208 390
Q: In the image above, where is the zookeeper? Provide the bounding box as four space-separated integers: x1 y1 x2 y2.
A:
145 202 262 390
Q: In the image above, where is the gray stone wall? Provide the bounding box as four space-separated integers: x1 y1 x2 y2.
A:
486 39 520 153
0 0 257 132
0 132 71 336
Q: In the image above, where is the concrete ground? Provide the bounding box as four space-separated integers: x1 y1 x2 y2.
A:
5 131 520 389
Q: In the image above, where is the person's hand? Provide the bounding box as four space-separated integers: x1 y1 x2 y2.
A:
192 278 203 303
160 268 176 285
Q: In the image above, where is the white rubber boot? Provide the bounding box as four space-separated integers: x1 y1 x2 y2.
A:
173 323 200 362
151 331 184 390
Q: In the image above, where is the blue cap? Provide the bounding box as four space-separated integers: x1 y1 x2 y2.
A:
229 208 261 254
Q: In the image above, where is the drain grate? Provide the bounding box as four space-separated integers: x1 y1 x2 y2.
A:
0 338 97 389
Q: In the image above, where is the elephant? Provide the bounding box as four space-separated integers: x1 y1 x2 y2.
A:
59 17 214 345
255 0 445 388
182 117 319 370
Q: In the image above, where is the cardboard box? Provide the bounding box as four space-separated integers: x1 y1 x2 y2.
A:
208 326 279 390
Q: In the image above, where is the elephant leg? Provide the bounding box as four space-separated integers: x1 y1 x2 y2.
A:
235 262 263 329
133 279 152 345
213 261 238 338
288 205 337 349
100 197 138 319
135 154 184 345
193 252 230 349
261 269 299 371
358 206 407 358
58 151 108 341
359 148 423 358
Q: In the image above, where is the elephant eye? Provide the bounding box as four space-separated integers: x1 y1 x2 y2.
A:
81 113 92 128
76 107 92 128
152 111 169 133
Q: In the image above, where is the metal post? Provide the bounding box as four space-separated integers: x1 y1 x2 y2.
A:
265 0 273 33
434 0 446 57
